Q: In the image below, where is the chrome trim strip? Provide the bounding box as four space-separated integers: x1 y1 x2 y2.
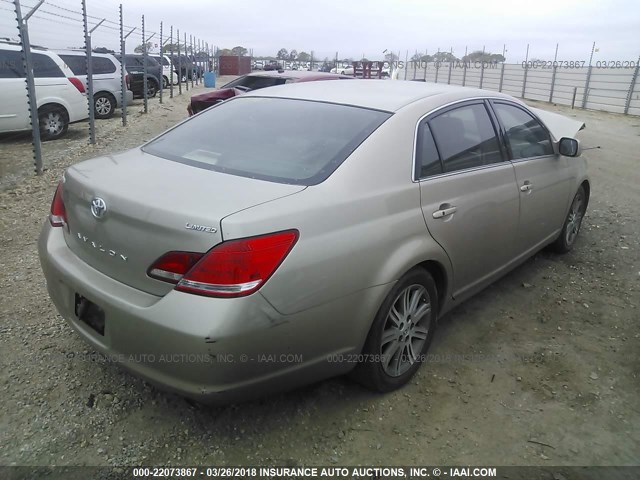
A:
411 96 529 183
177 279 262 294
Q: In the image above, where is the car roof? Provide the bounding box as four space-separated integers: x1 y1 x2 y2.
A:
243 79 518 112
247 70 352 81
54 49 116 59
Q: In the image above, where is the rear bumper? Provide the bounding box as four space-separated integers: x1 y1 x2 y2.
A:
38 222 374 403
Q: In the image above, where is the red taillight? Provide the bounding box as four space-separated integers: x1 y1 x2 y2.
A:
125 74 130 89
49 182 67 227
69 77 85 93
148 230 299 297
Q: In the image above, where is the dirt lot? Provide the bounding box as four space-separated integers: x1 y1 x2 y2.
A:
0 82 639 470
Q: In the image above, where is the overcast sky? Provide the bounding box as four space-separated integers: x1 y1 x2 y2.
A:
2 0 639 62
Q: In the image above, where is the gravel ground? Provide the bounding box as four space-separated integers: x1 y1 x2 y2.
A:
0 84 639 469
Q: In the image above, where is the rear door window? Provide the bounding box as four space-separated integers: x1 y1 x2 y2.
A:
0 50 25 78
429 103 502 173
32 53 64 78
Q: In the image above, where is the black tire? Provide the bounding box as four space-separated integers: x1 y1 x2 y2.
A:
162 76 169 89
352 268 438 392
93 92 115 119
146 79 158 98
550 185 588 253
38 106 69 140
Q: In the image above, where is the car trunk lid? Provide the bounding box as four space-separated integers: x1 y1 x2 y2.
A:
62 148 305 296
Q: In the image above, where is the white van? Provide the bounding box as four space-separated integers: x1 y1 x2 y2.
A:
0 41 88 140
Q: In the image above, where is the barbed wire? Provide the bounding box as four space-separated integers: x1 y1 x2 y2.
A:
4 0 174 42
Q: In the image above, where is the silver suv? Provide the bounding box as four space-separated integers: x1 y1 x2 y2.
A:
56 50 133 119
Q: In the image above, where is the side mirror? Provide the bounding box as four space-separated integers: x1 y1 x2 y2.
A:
558 137 581 157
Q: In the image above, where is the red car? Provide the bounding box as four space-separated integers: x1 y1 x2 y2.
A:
187 70 353 115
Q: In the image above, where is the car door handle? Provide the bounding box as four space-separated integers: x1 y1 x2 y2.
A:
520 182 533 192
432 205 457 219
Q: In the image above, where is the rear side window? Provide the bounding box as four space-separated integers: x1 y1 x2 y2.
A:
429 103 502 173
125 57 142 67
222 75 287 90
415 122 443 178
0 50 25 78
60 55 86 75
143 97 391 185
93 57 117 74
32 53 64 78
493 103 553 159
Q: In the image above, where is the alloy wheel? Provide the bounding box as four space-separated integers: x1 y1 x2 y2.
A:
565 190 585 246
381 284 432 377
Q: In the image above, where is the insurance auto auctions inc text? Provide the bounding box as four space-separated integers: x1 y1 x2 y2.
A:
256 466 497 477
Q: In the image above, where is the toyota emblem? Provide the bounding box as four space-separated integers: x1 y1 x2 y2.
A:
90 197 107 219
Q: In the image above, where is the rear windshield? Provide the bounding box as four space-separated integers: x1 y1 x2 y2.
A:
143 97 391 185
222 75 287 91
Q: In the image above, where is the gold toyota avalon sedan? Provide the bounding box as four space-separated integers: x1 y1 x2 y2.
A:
39 80 588 403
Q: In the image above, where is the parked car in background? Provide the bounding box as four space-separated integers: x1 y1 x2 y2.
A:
116 54 162 97
169 54 196 82
39 81 589 403
263 61 280 71
331 65 355 75
187 70 353 115
151 55 178 88
0 41 88 140
56 50 133 119
252 60 264 70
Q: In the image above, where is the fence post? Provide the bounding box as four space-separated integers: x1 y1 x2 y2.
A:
159 22 163 104
479 45 485 89
177 29 182 95
434 49 440 83
582 42 596 109
448 60 452 84
624 55 640 115
119 5 126 126
462 46 467 86
499 62 505 92
404 50 408 80
122 26 136 126
142 15 148 113
190 35 195 87
185 32 189 91
169 26 174 98
81 0 96 144
13 0 43 174
521 44 529 99
423 49 427 80
549 43 558 103
84 11 106 145
549 66 557 103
